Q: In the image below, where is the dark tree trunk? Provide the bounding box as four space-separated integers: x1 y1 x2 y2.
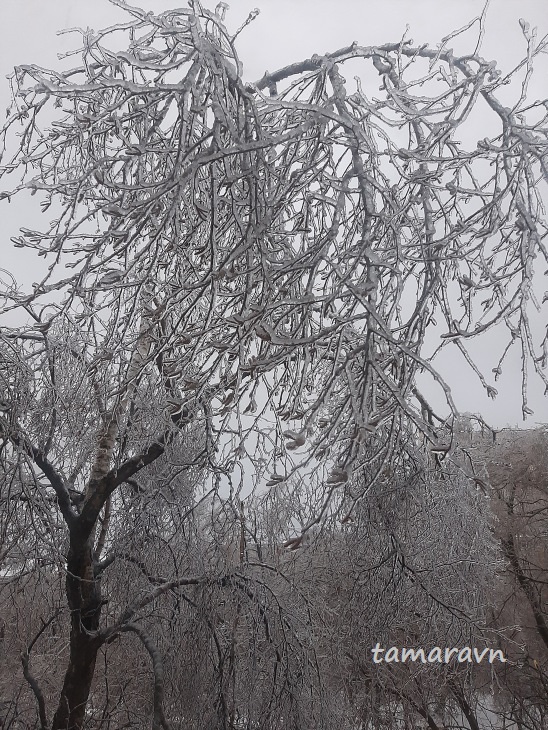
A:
51 535 103 730
502 535 548 651
450 683 481 730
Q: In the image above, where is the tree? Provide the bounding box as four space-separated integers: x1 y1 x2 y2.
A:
1 0 547 727
310 449 498 730
481 427 548 729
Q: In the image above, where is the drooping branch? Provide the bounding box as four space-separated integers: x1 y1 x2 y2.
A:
106 574 209 632
118 624 171 730
21 612 61 730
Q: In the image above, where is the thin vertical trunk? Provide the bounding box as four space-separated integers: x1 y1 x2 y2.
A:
502 484 548 652
450 683 481 730
502 534 548 651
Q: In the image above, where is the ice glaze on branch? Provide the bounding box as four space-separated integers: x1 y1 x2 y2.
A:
1 0 547 519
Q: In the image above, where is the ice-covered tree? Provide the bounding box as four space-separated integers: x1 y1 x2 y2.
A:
1 1 547 726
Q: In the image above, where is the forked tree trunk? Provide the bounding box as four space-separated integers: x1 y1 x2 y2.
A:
52 535 103 730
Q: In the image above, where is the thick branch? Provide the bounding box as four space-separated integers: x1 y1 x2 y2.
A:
78 407 189 537
7 430 76 528
103 574 208 635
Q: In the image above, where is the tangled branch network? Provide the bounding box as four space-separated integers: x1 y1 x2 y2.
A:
1 0 547 512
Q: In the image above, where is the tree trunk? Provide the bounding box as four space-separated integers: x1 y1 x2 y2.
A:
52 535 103 730
502 534 548 650
450 682 481 730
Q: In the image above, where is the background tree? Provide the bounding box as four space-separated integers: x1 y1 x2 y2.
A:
1 0 547 727
479 426 548 730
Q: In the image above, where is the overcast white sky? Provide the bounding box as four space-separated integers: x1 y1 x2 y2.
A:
1 0 547 428
1 0 547 84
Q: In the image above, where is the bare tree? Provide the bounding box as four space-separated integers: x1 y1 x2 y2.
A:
1 0 547 727
478 427 548 729
310 450 498 729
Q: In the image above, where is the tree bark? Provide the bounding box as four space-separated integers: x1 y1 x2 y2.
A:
502 534 548 651
450 682 481 730
502 483 548 652
51 534 103 730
